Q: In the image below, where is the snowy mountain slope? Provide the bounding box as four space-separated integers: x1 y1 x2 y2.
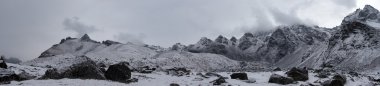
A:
26 34 265 72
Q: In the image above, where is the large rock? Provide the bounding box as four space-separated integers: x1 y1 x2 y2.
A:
105 62 132 82
268 74 294 85
40 56 105 80
0 56 7 69
230 73 248 80
286 67 309 81
332 74 346 84
61 61 106 79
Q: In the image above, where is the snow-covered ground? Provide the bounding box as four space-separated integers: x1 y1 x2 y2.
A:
4 71 376 86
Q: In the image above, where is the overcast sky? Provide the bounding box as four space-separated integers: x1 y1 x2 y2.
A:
0 0 379 61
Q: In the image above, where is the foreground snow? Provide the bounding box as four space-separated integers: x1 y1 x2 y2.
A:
4 72 376 86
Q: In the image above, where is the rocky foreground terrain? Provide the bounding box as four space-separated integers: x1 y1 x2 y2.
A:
1 5 380 86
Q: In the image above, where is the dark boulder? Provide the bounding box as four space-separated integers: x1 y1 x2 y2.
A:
230 73 248 80
321 80 344 86
268 74 294 85
273 67 282 71
348 71 359 77
321 74 346 86
105 62 132 82
62 61 106 79
286 67 309 81
170 83 180 86
0 56 7 69
210 77 226 85
332 74 346 84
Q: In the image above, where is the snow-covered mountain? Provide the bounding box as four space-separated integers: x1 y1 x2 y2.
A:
23 34 264 72
20 5 380 73
183 5 380 73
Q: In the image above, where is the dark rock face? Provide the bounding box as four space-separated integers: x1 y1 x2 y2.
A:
105 62 132 82
0 56 7 69
210 77 226 85
286 67 309 81
268 74 294 85
230 73 248 80
166 68 190 76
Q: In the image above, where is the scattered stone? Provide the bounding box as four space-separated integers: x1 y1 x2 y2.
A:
210 77 226 85
170 83 180 86
105 62 132 83
205 72 222 77
348 71 359 77
286 67 308 81
315 71 330 78
137 66 155 73
166 67 190 76
196 73 208 78
126 78 138 83
273 67 282 71
230 73 248 80
300 82 318 86
244 78 256 83
268 74 294 85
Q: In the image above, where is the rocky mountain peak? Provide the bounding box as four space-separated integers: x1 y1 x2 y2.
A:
343 5 380 24
197 37 213 45
215 35 229 44
80 34 91 41
230 36 237 43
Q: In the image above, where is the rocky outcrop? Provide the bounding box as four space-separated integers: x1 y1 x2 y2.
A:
105 62 132 82
286 67 309 81
40 56 105 80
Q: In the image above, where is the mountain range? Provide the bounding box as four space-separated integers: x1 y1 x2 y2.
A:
21 5 380 73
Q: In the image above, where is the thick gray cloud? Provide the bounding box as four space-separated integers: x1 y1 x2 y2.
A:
114 33 146 46
63 17 98 37
0 0 376 61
